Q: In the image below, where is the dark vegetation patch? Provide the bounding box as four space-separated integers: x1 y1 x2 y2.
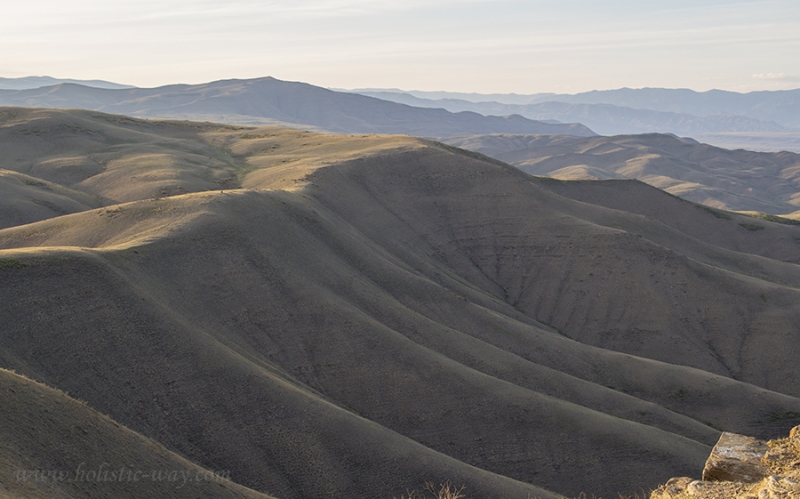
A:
0 258 27 270
699 205 732 220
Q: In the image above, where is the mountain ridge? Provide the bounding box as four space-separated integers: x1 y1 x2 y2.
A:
356 92 790 135
0 78 595 139
354 86 800 127
350 87 800 152
0 76 134 90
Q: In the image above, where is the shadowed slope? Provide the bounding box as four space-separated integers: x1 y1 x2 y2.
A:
0 220 566 499
529 178 800 264
296 145 800 396
0 368 275 499
2 112 800 499
0 168 99 229
444 133 800 213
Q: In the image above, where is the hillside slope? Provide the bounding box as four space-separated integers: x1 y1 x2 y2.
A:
2 109 800 499
0 368 275 499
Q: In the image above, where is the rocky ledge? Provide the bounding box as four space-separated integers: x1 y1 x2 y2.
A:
651 426 800 499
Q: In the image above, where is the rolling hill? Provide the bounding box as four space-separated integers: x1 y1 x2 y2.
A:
444 133 800 214
0 78 595 138
2 108 800 499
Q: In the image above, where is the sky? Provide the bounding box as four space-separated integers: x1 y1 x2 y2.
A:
2 0 799 94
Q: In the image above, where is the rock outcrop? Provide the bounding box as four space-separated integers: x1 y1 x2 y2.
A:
702 432 770 483
651 426 800 499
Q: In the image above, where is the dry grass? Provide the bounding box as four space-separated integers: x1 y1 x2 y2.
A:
572 493 650 499
394 486 652 499
395 482 467 499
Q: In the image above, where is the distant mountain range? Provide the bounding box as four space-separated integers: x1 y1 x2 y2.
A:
0 77 594 138
358 91 789 135
5 76 800 150
547 87 800 128
0 76 134 90
355 87 800 128
352 87 800 152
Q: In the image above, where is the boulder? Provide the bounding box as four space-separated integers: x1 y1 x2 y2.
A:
702 432 769 483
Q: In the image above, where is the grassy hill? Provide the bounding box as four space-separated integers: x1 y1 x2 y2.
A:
2 108 800 499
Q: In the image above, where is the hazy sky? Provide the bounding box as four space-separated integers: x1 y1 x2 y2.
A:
2 0 799 93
